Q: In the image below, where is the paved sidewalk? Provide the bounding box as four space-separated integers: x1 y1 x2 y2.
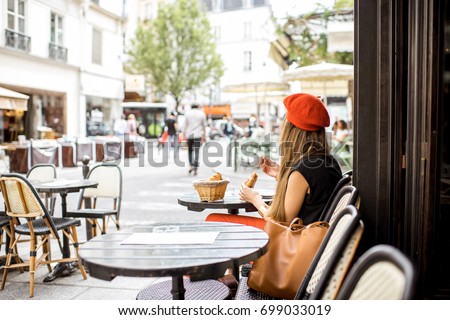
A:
0 144 276 300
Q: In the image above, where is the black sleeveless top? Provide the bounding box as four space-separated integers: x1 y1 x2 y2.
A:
165 118 177 136
290 155 342 224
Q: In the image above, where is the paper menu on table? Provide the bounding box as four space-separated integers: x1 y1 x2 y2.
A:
120 232 220 245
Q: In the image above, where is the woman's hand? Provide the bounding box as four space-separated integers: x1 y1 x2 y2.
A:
258 156 280 179
240 184 269 218
239 184 261 204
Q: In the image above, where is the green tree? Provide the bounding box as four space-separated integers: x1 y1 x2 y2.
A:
127 0 224 112
334 0 354 11
278 1 354 67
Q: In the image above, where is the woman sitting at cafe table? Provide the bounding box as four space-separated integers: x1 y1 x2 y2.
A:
207 93 342 228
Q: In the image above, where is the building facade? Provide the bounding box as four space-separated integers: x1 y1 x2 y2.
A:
0 0 125 141
202 0 286 123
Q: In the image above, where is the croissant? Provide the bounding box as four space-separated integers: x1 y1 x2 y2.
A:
209 172 223 181
244 172 258 188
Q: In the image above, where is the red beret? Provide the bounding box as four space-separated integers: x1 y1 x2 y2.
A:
283 93 330 131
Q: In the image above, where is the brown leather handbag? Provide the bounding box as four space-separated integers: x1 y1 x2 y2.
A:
247 218 329 299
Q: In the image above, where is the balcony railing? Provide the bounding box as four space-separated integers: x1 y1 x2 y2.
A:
49 43 68 62
5 29 31 52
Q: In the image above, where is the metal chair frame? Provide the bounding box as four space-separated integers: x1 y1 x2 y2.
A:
66 163 122 239
318 174 352 221
321 185 360 225
0 212 12 260
336 244 417 300
26 163 57 215
298 206 364 299
29 139 60 168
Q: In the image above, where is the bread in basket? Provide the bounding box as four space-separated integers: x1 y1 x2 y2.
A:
193 173 229 202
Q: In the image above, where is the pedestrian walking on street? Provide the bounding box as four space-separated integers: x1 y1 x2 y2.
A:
223 117 235 140
126 114 138 140
183 104 206 175
113 114 128 138
165 112 179 158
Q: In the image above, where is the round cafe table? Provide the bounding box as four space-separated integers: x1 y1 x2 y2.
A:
79 221 269 300
178 188 274 214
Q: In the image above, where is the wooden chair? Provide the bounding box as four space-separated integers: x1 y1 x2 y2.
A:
234 205 363 300
26 164 57 215
336 244 416 299
0 210 23 268
66 163 122 239
0 174 87 297
0 212 11 259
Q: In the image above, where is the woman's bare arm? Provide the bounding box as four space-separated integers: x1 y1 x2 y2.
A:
284 171 309 223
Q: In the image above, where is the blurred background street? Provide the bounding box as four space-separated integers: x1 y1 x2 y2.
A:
58 141 277 234
0 140 277 300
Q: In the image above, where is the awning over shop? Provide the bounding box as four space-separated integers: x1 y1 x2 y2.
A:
0 87 29 111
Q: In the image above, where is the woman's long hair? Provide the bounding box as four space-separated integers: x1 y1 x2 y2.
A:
265 119 329 222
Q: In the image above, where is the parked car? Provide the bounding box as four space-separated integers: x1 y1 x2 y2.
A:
208 120 244 140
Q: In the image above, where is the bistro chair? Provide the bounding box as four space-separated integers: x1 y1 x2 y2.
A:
342 169 353 177
0 149 10 173
336 244 416 299
136 278 232 300
75 138 95 164
0 173 87 297
103 141 122 162
26 164 57 215
318 174 352 221
0 211 11 259
300 206 364 300
234 205 363 300
29 139 60 168
66 163 122 239
320 185 359 225
0 210 23 267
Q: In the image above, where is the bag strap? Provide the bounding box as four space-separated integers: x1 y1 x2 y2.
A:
266 217 328 230
306 221 330 229
289 217 302 228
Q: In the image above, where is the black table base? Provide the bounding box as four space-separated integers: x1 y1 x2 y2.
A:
171 276 186 300
33 179 98 283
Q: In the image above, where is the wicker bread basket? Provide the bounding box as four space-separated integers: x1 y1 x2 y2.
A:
193 179 230 202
